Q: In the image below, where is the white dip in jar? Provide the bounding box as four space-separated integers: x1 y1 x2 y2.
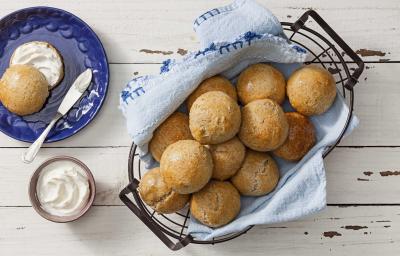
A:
36 160 90 217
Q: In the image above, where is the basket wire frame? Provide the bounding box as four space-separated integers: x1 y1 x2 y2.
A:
119 10 364 250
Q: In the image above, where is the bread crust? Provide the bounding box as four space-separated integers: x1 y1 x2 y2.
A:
189 91 241 144
190 180 240 228
287 65 336 116
139 167 189 214
231 150 279 196
239 99 288 151
237 64 286 105
273 112 316 161
149 112 193 162
207 136 246 181
160 140 213 194
187 75 237 111
0 64 49 116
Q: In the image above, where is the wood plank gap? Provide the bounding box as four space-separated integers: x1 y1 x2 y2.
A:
328 204 400 207
336 146 400 148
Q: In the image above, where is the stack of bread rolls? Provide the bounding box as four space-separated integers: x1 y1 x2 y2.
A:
139 64 337 228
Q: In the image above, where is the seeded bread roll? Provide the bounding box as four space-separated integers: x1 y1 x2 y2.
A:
160 140 213 194
187 76 237 111
231 150 279 196
139 167 189 214
190 180 240 228
207 137 246 181
273 112 316 161
287 65 337 116
237 63 286 105
189 91 241 144
239 99 288 151
0 65 49 116
149 112 193 162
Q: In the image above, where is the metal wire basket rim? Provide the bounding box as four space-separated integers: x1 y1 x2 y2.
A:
125 17 360 246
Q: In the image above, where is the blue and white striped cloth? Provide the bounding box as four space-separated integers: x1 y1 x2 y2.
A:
119 0 358 240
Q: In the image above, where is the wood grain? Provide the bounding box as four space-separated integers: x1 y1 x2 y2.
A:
1 206 399 255
339 63 400 146
0 0 397 63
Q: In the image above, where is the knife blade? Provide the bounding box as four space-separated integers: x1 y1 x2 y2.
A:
22 69 92 164
58 68 92 115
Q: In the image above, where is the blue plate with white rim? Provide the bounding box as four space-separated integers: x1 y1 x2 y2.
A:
0 6 109 143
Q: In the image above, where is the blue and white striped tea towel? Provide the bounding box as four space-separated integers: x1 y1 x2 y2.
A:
119 0 358 240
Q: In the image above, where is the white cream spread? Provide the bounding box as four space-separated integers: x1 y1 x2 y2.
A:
11 41 63 88
36 161 90 217
74 69 92 93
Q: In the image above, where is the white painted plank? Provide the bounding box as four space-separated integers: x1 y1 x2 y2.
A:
339 63 400 146
0 147 130 206
325 147 400 204
0 0 397 63
0 206 399 255
0 147 399 206
0 62 396 147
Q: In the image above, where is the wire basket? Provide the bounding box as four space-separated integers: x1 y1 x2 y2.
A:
119 10 364 251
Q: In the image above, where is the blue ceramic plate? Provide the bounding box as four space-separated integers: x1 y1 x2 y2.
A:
0 7 109 143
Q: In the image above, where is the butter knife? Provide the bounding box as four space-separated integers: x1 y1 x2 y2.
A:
22 69 93 164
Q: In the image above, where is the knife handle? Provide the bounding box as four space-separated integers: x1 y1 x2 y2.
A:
22 113 62 164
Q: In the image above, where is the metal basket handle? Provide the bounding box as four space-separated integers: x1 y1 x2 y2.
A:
119 179 193 250
291 10 364 90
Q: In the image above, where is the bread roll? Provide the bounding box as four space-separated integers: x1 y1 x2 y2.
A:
160 140 213 194
189 91 241 144
139 168 189 214
287 65 337 116
149 112 193 162
0 65 49 116
239 99 288 151
237 64 286 105
208 137 246 181
10 41 64 88
231 150 279 196
273 112 316 161
190 180 240 228
187 76 237 110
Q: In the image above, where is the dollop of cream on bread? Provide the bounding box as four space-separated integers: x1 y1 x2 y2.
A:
10 41 64 89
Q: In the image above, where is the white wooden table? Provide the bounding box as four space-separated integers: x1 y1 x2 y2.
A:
1 0 399 255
